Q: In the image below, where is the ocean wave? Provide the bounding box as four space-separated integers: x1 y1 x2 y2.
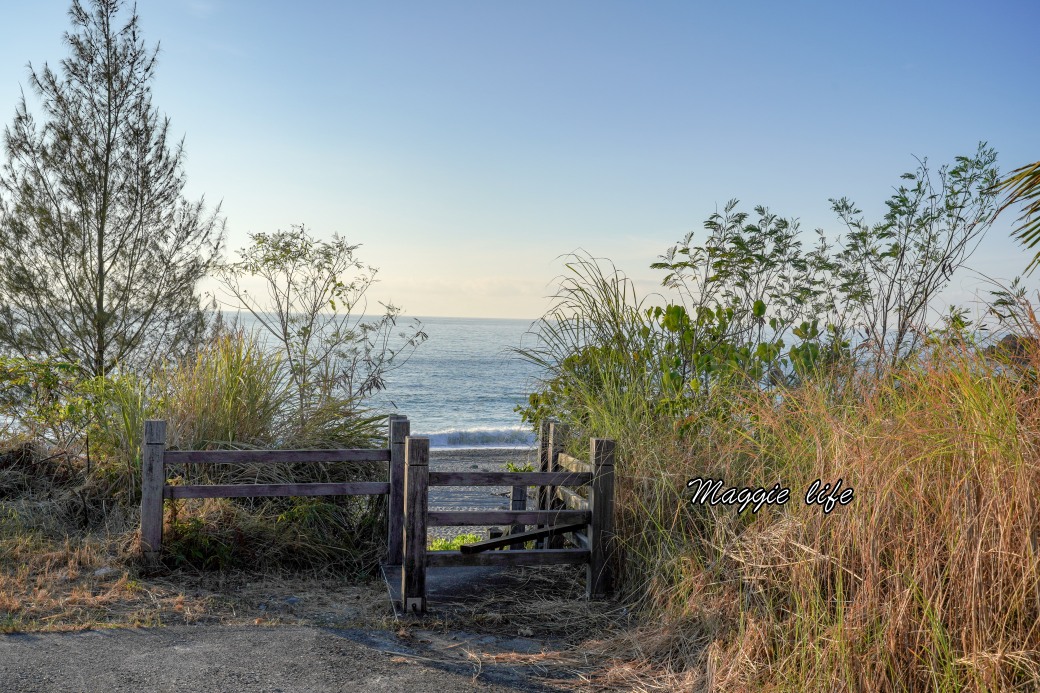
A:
417 427 536 449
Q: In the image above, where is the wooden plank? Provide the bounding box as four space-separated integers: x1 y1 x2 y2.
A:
427 548 589 568
164 482 389 499
509 485 526 546
546 422 568 549
163 448 390 465
428 510 589 526
570 529 590 550
556 452 592 474
460 522 587 554
555 485 589 511
140 420 166 561
428 471 591 487
536 420 551 540
587 438 616 599
402 437 429 614
387 416 408 566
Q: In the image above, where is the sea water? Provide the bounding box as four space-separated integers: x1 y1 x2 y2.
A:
228 313 544 449
369 317 542 448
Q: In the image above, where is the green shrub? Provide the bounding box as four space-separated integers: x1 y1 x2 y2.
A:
154 327 287 451
428 533 483 551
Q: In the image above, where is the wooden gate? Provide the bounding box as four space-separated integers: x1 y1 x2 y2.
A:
395 420 616 614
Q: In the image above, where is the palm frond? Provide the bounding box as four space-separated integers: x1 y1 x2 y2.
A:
995 160 1040 273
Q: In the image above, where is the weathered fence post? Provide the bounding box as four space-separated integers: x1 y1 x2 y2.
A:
140 419 167 562
402 436 429 614
509 485 526 548
387 415 409 566
536 419 552 546
587 437 616 599
547 421 568 549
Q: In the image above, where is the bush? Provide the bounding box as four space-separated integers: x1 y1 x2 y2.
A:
154 327 287 451
515 149 1040 689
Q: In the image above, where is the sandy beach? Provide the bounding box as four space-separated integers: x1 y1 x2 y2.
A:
427 447 538 541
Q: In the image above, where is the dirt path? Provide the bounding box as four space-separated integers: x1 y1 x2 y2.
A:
0 624 575 692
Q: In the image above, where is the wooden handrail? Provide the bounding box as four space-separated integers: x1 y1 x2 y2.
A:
143 416 617 613
427 509 589 526
556 452 592 474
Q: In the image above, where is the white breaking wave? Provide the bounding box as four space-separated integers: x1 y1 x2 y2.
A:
417 427 536 449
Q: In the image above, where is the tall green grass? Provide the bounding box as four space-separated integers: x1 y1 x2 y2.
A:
154 327 288 450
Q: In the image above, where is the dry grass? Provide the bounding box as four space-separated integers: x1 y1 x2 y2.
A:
0 531 200 632
556 338 1040 691
0 438 392 633
0 525 392 633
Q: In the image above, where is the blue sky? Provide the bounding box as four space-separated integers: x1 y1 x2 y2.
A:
2 1 1038 319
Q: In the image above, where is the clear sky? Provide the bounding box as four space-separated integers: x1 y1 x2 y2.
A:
2 1 1038 319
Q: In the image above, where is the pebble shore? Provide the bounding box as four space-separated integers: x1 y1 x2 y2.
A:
428 447 538 541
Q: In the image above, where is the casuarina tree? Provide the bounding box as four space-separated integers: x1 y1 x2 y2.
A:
0 0 224 376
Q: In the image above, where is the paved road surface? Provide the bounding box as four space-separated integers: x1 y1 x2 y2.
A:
0 625 568 692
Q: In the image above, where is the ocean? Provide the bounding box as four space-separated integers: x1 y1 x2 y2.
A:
368 317 543 448
229 313 544 450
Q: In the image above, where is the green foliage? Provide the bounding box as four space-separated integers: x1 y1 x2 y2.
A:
652 201 847 363
0 353 146 455
993 160 1040 273
0 353 154 501
0 0 224 376
154 327 287 450
215 225 426 438
520 147 999 445
428 533 483 551
0 355 91 448
504 461 535 473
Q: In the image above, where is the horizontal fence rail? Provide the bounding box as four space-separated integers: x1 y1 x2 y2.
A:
427 510 590 526
140 418 402 563
555 485 589 511
164 482 391 499
428 471 591 486
163 448 390 465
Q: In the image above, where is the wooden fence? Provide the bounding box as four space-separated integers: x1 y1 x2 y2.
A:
139 414 409 562
140 416 615 615
400 420 615 613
